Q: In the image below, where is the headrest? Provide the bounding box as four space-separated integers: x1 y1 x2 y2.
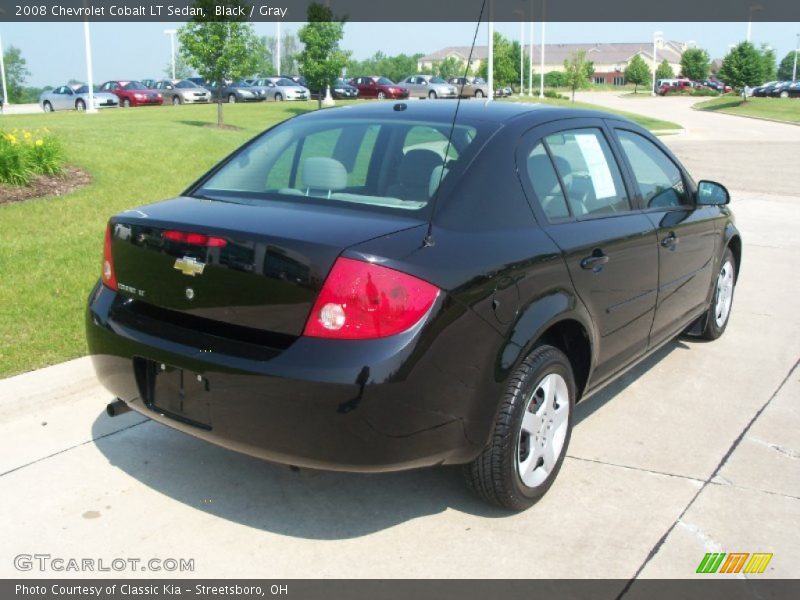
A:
399 149 444 187
302 157 347 191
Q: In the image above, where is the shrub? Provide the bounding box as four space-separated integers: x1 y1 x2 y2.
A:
544 89 568 100
0 128 64 186
689 88 720 97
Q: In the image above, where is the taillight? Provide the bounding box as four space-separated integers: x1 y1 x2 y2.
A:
163 230 227 247
303 257 439 340
102 223 117 291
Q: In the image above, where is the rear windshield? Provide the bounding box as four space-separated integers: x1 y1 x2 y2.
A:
194 116 494 213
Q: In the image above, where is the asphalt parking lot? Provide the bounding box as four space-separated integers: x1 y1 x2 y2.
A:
0 94 798 582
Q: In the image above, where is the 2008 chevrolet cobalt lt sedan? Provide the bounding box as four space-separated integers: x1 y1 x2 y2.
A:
87 101 741 510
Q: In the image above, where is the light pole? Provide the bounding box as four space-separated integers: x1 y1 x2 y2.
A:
651 30 663 96
747 4 763 43
539 3 546 98
0 32 8 113
528 0 534 96
487 18 494 101
164 29 177 80
83 21 97 113
515 10 524 95
793 33 799 82
275 21 281 74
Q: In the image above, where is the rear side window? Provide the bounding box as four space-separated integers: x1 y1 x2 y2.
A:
544 129 630 217
616 130 690 209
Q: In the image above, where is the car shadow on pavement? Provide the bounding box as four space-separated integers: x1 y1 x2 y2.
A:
90 337 690 539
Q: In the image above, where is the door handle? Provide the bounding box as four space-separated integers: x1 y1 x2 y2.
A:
580 251 609 272
661 232 680 248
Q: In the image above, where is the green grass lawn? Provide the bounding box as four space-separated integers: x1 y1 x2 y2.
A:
694 96 800 124
0 98 680 378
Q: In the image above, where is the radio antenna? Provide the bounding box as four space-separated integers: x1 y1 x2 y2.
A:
423 0 488 247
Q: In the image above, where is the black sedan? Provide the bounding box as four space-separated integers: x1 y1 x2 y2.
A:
208 80 265 103
88 101 741 510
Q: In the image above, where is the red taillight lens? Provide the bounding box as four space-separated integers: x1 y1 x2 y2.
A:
163 230 227 247
102 223 117 291
303 257 439 340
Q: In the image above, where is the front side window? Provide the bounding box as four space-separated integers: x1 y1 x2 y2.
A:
544 129 630 217
616 130 690 209
197 118 486 213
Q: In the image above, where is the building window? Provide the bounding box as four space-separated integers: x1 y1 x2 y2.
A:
613 76 625 86
593 76 606 85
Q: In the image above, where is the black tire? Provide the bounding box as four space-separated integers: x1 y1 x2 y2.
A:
122 98 131 108
428 90 437 99
75 99 86 111
475 89 485 98
464 345 576 511
698 247 736 340
228 94 237 104
275 93 283 102
43 101 53 112
172 95 181 106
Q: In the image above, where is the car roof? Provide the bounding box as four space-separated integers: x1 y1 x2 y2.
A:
299 99 631 127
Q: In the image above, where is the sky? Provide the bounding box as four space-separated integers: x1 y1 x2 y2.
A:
1 21 798 87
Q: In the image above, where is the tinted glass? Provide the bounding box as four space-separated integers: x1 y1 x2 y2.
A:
123 81 147 90
544 129 630 217
197 117 487 213
430 77 447 84
274 78 296 86
525 143 570 220
616 130 689 209
176 80 197 89
377 77 394 85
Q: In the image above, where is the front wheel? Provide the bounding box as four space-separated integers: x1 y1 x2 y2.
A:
122 98 131 108
377 91 386 100
43 101 53 113
474 89 485 98
699 248 737 340
172 95 181 106
464 345 575 510
428 90 437 99
228 94 237 104
274 93 283 102
780 91 789 98
75 99 86 111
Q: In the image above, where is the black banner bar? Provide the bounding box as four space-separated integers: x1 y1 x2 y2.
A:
1 0 800 23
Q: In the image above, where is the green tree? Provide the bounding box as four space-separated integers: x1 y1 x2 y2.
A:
164 53 193 80
297 2 348 107
624 54 651 94
655 59 674 81
777 50 799 81
178 0 260 126
477 31 518 87
718 42 767 101
1 46 31 103
680 47 710 81
544 71 566 87
563 50 591 101
436 56 464 81
758 44 777 81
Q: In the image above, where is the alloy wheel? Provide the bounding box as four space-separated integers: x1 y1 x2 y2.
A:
715 260 734 327
516 373 570 488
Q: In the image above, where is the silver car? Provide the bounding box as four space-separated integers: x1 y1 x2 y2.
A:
400 75 458 99
40 84 119 112
153 79 211 105
259 77 310 101
448 76 491 99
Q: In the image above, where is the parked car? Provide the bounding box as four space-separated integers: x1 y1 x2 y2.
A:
99 81 163 107
768 81 794 98
186 77 208 87
657 79 693 95
153 79 212 105
259 77 310 101
331 78 359 99
400 75 458 99
89 101 741 511
40 84 119 112
751 81 779 97
281 75 308 88
208 80 264 103
141 79 157 89
787 81 800 98
349 76 409 99
701 79 732 93
448 76 490 98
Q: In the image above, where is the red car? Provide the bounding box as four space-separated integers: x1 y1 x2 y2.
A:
348 76 409 100
99 80 163 107
657 79 693 96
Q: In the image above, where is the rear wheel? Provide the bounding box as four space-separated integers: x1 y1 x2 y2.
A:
464 345 575 510
377 91 386 100
428 90 437 99
780 90 789 98
172 95 181 106
122 98 131 108
228 94 237 104
474 89 485 98
43 101 53 112
274 93 283 102
699 248 736 340
75 99 86 111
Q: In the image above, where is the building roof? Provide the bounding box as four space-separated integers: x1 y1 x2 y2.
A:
420 41 686 66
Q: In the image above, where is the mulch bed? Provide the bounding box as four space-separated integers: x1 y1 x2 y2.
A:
0 166 92 205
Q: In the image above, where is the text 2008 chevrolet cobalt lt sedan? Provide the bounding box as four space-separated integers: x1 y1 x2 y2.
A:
87 101 741 510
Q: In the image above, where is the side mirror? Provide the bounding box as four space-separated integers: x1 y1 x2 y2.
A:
422 80 428 86
697 180 730 206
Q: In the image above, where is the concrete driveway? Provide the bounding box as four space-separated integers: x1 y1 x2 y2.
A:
0 95 798 581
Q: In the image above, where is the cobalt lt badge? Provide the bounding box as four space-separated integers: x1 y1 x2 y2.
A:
174 256 205 277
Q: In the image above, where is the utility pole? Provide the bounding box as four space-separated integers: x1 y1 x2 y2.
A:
793 33 799 82
0 33 7 113
164 29 177 80
651 31 663 96
519 18 524 95
528 0 534 96
275 21 281 74
539 2 546 98
83 22 97 113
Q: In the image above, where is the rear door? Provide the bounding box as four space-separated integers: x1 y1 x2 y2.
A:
518 120 659 383
609 124 718 346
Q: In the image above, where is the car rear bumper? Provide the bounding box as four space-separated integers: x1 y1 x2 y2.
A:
86 283 490 472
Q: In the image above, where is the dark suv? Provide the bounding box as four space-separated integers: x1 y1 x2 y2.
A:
88 102 740 510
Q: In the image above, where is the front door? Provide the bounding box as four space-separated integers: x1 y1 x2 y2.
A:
610 126 718 346
518 121 659 384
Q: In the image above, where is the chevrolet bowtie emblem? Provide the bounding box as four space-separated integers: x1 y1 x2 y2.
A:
174 256 205 277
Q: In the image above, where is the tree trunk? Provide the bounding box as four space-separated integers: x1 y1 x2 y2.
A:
571 86 575 102
634 83 638 94
217 99 224 127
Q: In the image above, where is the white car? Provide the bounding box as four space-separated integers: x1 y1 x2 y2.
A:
260 77 310 101
40 84 119 112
